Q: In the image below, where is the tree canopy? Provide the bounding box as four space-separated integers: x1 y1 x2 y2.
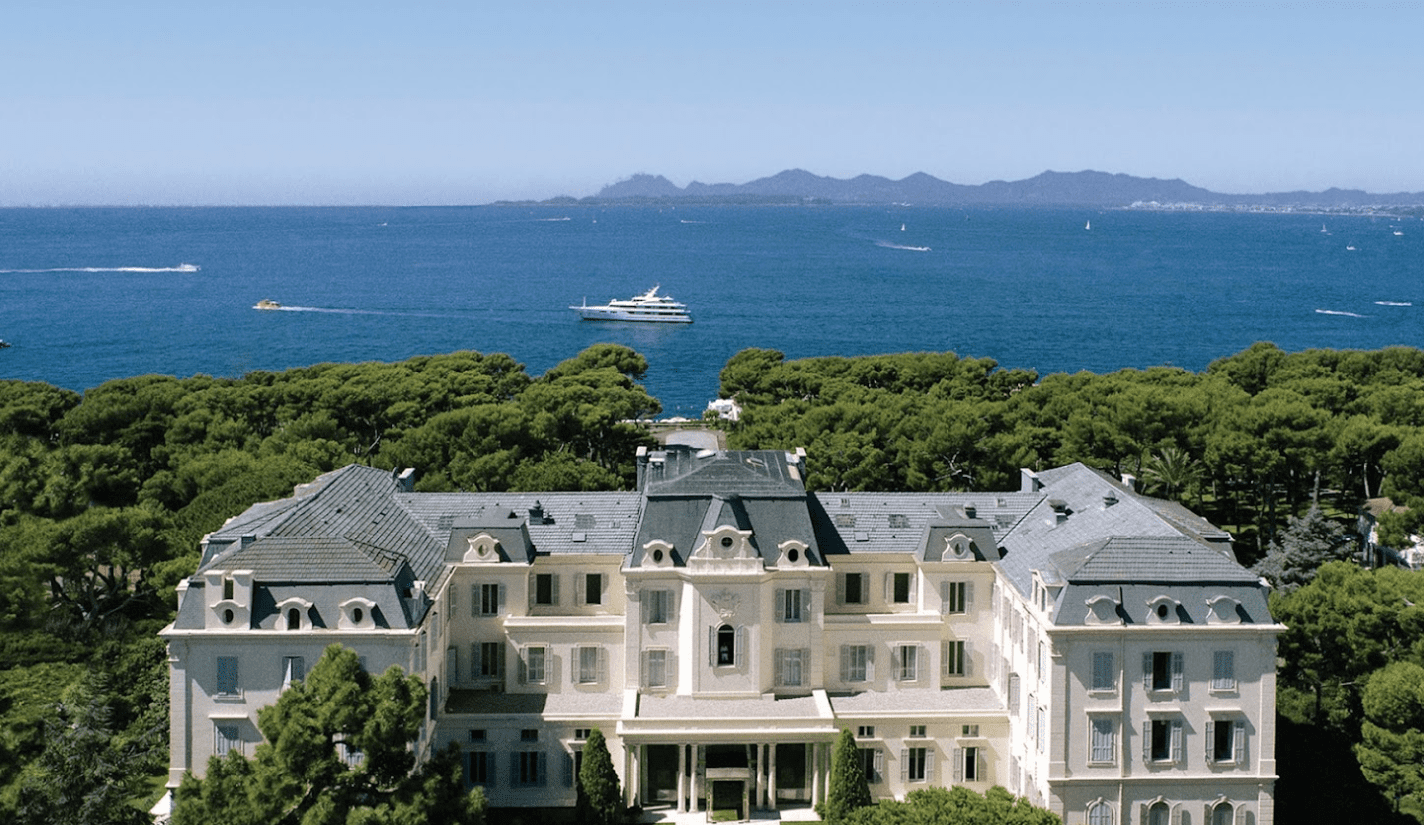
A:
172 645 485 825
842 786 1060 825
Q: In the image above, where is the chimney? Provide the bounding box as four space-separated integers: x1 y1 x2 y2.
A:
1103 494 1118 508
1120 473 1137 492
395 467 416 493
636 446 649 491
1021 468 1043 493
528 500 549 524
964 504 977 520
1048 499 1069 525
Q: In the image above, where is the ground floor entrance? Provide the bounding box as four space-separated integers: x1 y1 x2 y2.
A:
627 740 830 817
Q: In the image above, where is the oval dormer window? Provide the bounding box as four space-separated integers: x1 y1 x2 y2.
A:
652 548 663 563
720 536 734 549
223 608 235 625
353 607 364 624
1156 604 1169 619
287 607 301 630
788 547 799 563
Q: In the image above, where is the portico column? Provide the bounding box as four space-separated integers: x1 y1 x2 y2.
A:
768 743 778 808
677 743 687 812
810 743 821 804
691 744 701 813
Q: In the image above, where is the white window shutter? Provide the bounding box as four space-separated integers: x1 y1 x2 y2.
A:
565 751 575 786
1171 652 1184 692
940 581 950 615
1172 804 1181 825
576 574 586 605
866 644 876 681
774 650 784 686
892 645 901 678
1236 803 1247 825
952 746 963 782
837 574 846 605
924 748 935 782
964 582 973 612
497 584 506 614
909 573 918 603
1170 720 1183 763
873 749 883 782
517 650 527 684
471 585 479 617
1143 653 1153 690
600 574 608 603
801 588 811 619
469 644 481 681
551 574 560 605
709 627 716 667
775 590 785 622
964 641 973 676
735 626 746 665
941 640 950 678
1234 721 1245 765
668 650 678 690
899 749 908 783
884 573 893 603
528 574 536 609
840 646 850 683
599 647 608 684
1142 722 1151 762
1205 721 1215 760
977 749 987 784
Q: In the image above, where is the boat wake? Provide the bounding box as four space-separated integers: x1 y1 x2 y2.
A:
875 240 931 252
1375 301 1413 307
0 263 199 273
1315 309 1366 318
258 305 468 319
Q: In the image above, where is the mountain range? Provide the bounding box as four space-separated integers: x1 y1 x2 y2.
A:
585 169 1424 208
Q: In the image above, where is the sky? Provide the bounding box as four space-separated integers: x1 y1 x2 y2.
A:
3 0 1422 206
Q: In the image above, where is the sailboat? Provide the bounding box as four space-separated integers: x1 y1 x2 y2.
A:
1085 220 1091 231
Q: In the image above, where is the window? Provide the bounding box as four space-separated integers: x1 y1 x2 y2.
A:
955 746 981 782
717 625 735 665
944 581 968 614
858 748 883 783
574 728 590 740
891 572 912 604
521 728 539 742
577 646 603 684
1088 801 1112 825
286 607 301 630
943 640 968 677
775 648 805 687
281 656 304 690
514 751 545 786
842 644 872 682
1207 718 1245 765
1036 706 1046 753
902 746 932 783
533 573 558 606
522 646 546 684
1145 718 1183 764
1092 651 1115 691
466 751 490 785
1145 651 1183 692
1037 640 1046 683
222 576 234 600
476 641 503 678
644 649 668 688
645 589 670 624
474 583 500 616
1008 674 1021 716
1146 801 1169 825
1212 650 1236 691
857 725 875 738
1089 717 1115 764
961 724 979 736
897 644 919 682
841 572 866 605
778 588 804 623
909 725 926 738
214 723 241 756
216 656 239 695
469 729 486 742
1210 802 1234 825
582 573 603 606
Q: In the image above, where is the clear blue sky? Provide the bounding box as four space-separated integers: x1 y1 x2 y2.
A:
4 0 1421 205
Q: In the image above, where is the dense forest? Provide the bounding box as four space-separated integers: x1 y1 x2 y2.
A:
2 340 1424 821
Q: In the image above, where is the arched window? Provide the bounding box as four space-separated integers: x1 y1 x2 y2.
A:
1211 802 1234 825
286 608 301 630
1088 801 1111 825
1147 801 1169 825
717 624 735 665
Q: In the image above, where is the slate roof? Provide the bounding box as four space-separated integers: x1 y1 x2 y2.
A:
1050 536 1257 584
641 448 806 498
401 492 644 557
810 492 1037 556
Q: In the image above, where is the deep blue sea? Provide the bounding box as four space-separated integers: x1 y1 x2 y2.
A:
1 205 1420 417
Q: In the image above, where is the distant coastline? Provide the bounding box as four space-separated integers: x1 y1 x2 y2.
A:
497 169 1424 213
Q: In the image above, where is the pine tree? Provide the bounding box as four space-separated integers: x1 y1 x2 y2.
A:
578 727 624 825
824 728 872 823
1254 505 1353 593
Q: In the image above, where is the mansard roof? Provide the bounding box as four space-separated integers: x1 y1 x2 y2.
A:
639 447 808 498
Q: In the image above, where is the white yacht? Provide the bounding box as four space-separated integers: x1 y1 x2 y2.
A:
571 285 692 323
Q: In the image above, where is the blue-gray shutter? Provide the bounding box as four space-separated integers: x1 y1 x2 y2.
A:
1171 652 1184 692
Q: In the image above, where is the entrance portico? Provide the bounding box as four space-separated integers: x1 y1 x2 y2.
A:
618 691 838 816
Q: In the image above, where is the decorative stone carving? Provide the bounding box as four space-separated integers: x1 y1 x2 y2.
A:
709 589 740 620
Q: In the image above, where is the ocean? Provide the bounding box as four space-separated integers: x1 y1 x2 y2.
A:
0 205 1419 418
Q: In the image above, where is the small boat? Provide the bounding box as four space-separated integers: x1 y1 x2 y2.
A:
176 263 200 272
0 340 10 349
900 223 906 231
1395 230 1405 236
571 286 692 323
253 299 283 310
1346 245 1357 251
1321 224 1328 233
1085 220 1091 230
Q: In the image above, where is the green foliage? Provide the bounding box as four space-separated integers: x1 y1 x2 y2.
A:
1358 662 1424 819
824 728 872 823
1254 506 1354 594
577 727 622 825
843 786 1060 825
173 645 485 825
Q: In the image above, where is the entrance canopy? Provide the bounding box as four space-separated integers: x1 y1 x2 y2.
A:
619 690 838 743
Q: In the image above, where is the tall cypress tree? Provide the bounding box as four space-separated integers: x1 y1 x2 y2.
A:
578 727 624 825
824 728 872 823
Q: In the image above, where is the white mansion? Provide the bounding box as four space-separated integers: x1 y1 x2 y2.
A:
161 446 1279 825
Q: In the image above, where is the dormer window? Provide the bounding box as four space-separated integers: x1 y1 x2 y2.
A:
275 597 313 631
463 534 502 563
1206 595 1242 624
643 540 675 568
777 539 809 568
1146 595 1182 625
945 533 975 560
339 597 377 630
1085 595 1120 625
